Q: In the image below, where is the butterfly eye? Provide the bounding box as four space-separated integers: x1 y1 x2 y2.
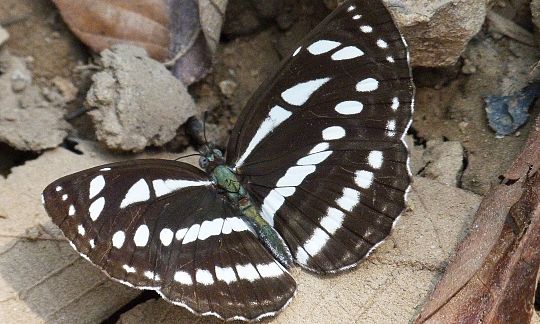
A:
199 156 209 169
213 149 223 157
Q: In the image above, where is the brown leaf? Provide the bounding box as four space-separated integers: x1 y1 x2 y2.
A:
53 0 227 84
52 0 170 61
415 116 540 323
167 0 212 84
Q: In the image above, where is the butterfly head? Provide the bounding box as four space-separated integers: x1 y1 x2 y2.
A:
198 144 225 172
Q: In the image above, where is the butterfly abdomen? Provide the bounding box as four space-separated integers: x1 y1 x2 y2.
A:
212 164 294 267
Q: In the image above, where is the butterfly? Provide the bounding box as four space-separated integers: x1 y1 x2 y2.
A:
41 0 414 321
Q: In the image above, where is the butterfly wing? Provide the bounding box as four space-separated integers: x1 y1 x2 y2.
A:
42 160 295 321
226 0 413 273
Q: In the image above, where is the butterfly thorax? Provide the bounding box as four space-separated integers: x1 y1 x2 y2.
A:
210 162 294 268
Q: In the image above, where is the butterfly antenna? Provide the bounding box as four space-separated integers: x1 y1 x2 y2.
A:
174 152 201 161
203 111 209 144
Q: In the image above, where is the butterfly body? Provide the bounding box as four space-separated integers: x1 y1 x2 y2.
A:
42 0 414 320
207 151 294 267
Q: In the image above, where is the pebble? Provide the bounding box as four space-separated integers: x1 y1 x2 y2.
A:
219 79 238 98
0 26 9 47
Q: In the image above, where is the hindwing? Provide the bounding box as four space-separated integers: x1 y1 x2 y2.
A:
42 160 295 320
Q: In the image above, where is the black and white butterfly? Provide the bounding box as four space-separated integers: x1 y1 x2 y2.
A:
42 0 414 321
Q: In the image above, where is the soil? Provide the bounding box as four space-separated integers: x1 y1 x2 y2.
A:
0 0 539 322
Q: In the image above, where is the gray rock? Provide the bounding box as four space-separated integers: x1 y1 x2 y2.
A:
387 0 487 67
532 0 540 45
86 45 197 152
405 135 425 175
422 139 464 187
0 50 69 151
0 26 8 47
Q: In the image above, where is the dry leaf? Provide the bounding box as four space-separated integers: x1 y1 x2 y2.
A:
53 0 170 60
53 0 227 85
415 116 540 323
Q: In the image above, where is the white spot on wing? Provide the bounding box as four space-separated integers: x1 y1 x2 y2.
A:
296 151 332 165
55 186 62 192
275 187 295 197
41 193 45 205
134 225 150 247
182 224 201 244
302 228 330 260
276 165 316 187
120 179 150 208
62 194 68 201
336 187 360 212
352 14 361 19
89 197 105 221
355 170 374 189
89 239 95 248
196 269 214 285
387 119 396 137
256 262 283 278
144 271 159 281
377 39 388 48
215 266 237 283
320 208 345 233
68 204 75 216
356 78 379 92
174 271 192 285
89 175 105 199
152 179 211 197
175 228 188 241
198 218 224 240
123 264 136 273
331 46 364 60
221 218 233 234
307 40 341 55
99 167 111 171
387 56 395 63
281 78 331 106
235 105 292 168
230 217 249 232
392 97 400 111
322 126 346 140
261 190 285 226
368 151 383 169
335 101 363 115
309 142 329 154
293 46 301 56
159 228 174 246
360 25 373 33
347 5 355 12
77 224 86 236
236 264 260 282
112 231 125 248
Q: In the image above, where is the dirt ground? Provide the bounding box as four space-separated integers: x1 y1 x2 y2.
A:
1 0 539 322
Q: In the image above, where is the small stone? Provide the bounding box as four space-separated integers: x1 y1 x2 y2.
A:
422 139 464 187
219 79 238 98
461 59 477 74
10 70 31 92
458 121 469 132
52 76 78 102
0 26 9 47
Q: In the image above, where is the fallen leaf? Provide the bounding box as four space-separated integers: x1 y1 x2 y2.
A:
53 0 170 61
53 0 228 84
415 115 540 323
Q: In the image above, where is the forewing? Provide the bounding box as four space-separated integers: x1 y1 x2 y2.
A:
42 159 295 321
226 0 413 273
